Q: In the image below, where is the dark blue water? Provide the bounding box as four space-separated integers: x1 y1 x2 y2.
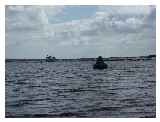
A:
5 59 156 117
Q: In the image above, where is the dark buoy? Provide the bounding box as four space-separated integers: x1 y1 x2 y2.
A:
93 56 107 69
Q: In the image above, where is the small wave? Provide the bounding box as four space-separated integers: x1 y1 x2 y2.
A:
6 112 83 118
86 106 121 112
15 81 28 85
6 99 32 108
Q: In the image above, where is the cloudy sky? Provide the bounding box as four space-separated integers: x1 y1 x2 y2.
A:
6 5 156 59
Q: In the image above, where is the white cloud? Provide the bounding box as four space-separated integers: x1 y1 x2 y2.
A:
98 6 154 16
5 6 156 59
6 6 64 31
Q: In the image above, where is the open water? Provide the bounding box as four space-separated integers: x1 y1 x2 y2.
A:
5 59 156 117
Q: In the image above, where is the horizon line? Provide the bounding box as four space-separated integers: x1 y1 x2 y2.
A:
5 54 156 60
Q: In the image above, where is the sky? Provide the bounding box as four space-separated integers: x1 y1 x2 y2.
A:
5 5 156 59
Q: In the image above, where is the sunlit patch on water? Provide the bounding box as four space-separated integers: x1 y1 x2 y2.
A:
5 59 156 118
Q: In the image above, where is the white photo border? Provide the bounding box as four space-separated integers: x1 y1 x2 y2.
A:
0 0 159 121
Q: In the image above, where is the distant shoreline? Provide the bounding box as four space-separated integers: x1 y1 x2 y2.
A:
5 54 156 62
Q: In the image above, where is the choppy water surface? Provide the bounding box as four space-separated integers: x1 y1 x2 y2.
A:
6 59 156 117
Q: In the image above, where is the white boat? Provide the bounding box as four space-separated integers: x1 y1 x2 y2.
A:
46 55 56 62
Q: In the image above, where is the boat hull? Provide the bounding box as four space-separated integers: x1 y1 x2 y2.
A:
46 59 55 62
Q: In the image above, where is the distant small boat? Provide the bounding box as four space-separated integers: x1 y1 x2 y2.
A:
46 55 56 62
93 56 108 69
